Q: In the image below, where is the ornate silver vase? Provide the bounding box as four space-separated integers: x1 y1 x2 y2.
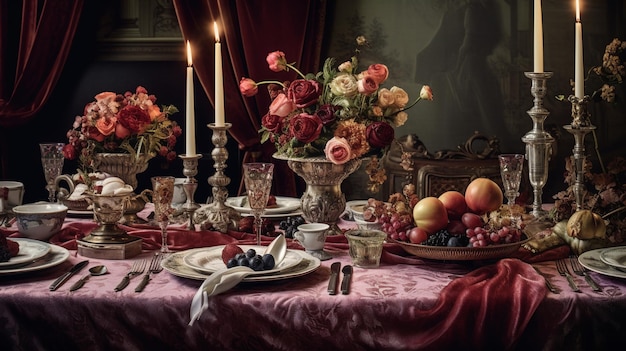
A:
92 153 153 189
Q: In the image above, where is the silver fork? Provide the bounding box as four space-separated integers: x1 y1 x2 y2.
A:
114 259 147 292
570 254 602 292
135 253 164 292
556 258 581 292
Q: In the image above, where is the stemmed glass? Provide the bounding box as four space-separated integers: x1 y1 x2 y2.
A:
151 176 175 253
243 163 274 246
498 154 525 207
39 143 65 202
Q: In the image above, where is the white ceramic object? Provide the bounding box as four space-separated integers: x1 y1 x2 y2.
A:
12 203 68 241
0 181 25 208
354 217 383 231
173 178 187 205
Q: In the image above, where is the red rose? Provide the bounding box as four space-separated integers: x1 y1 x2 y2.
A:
86 126 106 142
62 144 77 160
315 104 337 126
116 105 151 135
287 79 321 108
261 113 283 133
366 122 395 148
289 113 323 144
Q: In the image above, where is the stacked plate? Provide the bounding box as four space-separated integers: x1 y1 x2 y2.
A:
224 196 302 218
162 245 321 282
0 238 70 275
578 246 626 279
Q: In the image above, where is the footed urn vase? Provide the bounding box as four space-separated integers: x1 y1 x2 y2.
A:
92 153 153 190
275 154 362 235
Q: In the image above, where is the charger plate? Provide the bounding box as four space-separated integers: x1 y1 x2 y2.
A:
579 248 626 279
163 248 320 282
0 244 69 275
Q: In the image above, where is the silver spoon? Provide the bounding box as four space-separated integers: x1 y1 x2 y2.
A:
69 265 108 291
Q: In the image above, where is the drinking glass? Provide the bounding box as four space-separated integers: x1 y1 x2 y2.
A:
39 143 65 202
498 154 525 206
243 163 274 246
151 176 175 253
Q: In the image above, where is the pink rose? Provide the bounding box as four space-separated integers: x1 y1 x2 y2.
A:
289 113 323 143
95 116 117 136
287 79 321 108
266 51 287 72
261 113 283 133
365 64 389 84
357 76 378 95
269 93 296 117
94 91 116 102
324 137 352 164
239 78 258 97
366 121 395 148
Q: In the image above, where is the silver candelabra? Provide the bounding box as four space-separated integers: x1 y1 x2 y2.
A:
178 153 202 230
195 123 240 233
564 95 595 211
521 72 555 219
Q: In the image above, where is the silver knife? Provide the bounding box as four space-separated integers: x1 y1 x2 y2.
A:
49 260 89 291
327 262 340 295
340 265 353 295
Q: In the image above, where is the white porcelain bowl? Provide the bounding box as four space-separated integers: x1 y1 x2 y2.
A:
12 203 68 241
354 217 383 231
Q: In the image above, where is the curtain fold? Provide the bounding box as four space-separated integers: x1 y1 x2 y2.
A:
172 0 327 196
0 0 84 177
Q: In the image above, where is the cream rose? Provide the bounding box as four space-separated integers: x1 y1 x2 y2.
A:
390 86 409 108
376 88 395 108
329 73 358 97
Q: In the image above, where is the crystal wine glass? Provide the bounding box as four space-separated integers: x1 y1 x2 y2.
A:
151 176 175 253
243 163 274 246
39 143 65 202
498 154 525 207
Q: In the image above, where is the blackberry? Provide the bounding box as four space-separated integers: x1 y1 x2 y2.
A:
424 229 452 246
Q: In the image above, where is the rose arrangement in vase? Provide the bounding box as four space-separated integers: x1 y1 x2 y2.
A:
63 86 181 174
239 36 433 191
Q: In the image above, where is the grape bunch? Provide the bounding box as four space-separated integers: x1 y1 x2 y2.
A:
226 248 276 271
423 229 470 247
278 216 306 238
379 212 414 242
466 225 523 247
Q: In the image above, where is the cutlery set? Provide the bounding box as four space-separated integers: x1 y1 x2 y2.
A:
328 261 352 295
48 254 164 292
538 255 602 294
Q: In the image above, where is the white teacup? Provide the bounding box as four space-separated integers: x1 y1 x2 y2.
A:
294 223 331 260
173 178 187 205
0 181 25 208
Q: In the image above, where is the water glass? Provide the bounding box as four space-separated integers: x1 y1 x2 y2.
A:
498 154 525 206
39 143 65 202
242 163 274 246
151 176 175 253
345 229 387 268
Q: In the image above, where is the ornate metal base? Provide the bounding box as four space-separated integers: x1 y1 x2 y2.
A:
77 236 142 259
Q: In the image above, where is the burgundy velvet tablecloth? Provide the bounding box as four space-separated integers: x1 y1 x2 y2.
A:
1 210 626 351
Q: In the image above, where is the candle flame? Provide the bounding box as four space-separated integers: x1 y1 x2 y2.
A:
186 40 192 67
575 0 581 22
213 22 220 43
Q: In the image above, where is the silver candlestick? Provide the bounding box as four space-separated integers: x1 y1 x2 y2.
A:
196 123 240 233
521 72 555 219
178 153 202 230
564 95 595 211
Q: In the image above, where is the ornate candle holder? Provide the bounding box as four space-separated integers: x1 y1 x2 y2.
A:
178 153 202 230
195 123 240 233
521 72 555 219
564 95 595 211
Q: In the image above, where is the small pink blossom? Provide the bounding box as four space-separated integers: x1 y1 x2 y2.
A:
239 78 259 97
266 51 287 72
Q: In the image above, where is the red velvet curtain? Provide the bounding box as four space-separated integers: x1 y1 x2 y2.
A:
172 0 327 196
0 0 83 176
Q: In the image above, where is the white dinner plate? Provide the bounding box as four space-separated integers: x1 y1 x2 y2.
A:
598 246 626 271
163 248 320 282
0 244 70 275
183 245 303 276
0 238 51 268
579 248 626 279
225 196 301 214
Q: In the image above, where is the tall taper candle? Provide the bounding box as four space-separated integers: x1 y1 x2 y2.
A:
214 22 225 127
575 0 584 98
186 41 196 155
533 0 544 72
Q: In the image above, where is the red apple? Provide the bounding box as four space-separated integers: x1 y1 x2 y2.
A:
412 197 449 234
438 191 468 219
464 178 503 214
408 227 429 244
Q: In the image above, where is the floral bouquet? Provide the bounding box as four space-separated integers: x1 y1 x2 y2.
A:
239 36 432 191
63 86 181 172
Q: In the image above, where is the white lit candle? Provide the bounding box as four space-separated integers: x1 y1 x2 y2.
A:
214 22 225 127
575 0 584 98
185 40 196 155
533 0 544 73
